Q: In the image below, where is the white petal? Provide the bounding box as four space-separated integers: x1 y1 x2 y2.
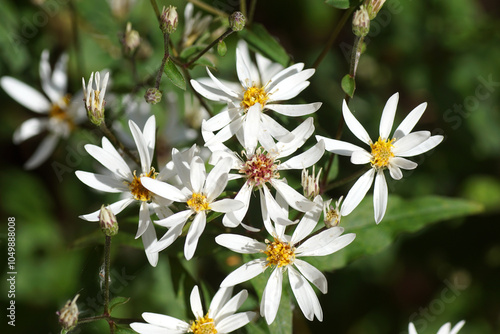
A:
141 312 189 331
236 41 260 86
243 103 261 154
210 199 244 213
290 197 322 244
79 197 134 221
13 118 48 144
206 68 240 99
209 287 233 320
130 322 180 334
203 108 238 132
129 120 151 173
351 150 372 165
136 201 151 238
172 148 193 188
205 157 232 200
399 135 444 157
266 102 321 117
408 322 418 334
51 52 68 95
388 164 403 180
141 177 187 202
437 323 452 334
23 133 59 169
207 174 229 203
276 118 314 158
1 76 50 113
342 100 371 145
190 79 234 102
268 69 315 101
379 92 399 139
152 223 185 253
216 312 255 333
279 140 324 170
450 320 466 334
85 143 132 180
256 52 283 83
262 185 290 235
212 289 247 322
190 286 204 320
184 212 206 260
266 63 304 92
393 131 430 156
340 168 375 216
261 268 282 325
189 156 206 194
143 115 156 161
155 209 192 228
220 259 267 287
293 259 327 294
215 233 265 254
75 171 128 193
373 170 388 224
222 182 252 228
204 116 244 148
393 102 427 139
391 157 418 170
297 227 355 257
260 113 294 142
140 205 159 267
272 179 314 212
316 135 364 156
288 266 323 321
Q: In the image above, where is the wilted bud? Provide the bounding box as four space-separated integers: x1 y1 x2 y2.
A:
352 5 370 37
99 205 118 236
82 72 109 126
365 0 386 20
57 294 79 331
323 197 343 227
144 87 162 104
123 22 141 54
160 5 178 34
301 166 322 199
229 11 246 31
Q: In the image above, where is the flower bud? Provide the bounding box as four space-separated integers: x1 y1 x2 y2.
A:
352 5 370 37
82 72 109 127
144 87 162 104
123 22 141 54
365 0 386 20
229 11 246 31
57 294 79 331
217 40 227 57
99 205 118 236
301 167 322 200
323 197 343 228
160 5 178 34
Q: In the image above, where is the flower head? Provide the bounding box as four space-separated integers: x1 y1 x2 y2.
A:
353 5 370 37
301 166 322 199
122 22 141 54
317 93 444 223
82 71 110 126
229 11 246 31
161 5 178 34
130 285 255 334
99 205 119 236
57 294 79 331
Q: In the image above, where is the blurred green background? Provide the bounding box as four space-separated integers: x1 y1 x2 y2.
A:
0 0 499 333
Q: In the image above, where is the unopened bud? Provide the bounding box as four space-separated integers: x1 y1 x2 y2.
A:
82 72 109 127
365 0 386 20
57 294 79 331
99 205 118 236
352 5 370 37
160 5 178 34
323 197 343 227
144 87 162 104
229 11 246 31
301 167 322 200
123 22 141 54
217 40 227 56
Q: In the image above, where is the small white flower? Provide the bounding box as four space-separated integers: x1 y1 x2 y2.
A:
408 321 465 334
192 41 321 147
301 166 322 199
131 285 255 334
182 2 212 48
75 115 169 267
82 71 110 126
216 197 356 324
316 93 444 224
205 116 324 230
323 196 343 227
1 50 85 169
140 152 244 260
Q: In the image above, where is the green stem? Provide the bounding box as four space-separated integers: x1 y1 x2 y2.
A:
155 33 171 89
103 235 111 316
184 28 234 68
248 0 258 24
240 0 247 17
188 0 229 18
312 7 355 69
323 166 370 193
150 0 161 22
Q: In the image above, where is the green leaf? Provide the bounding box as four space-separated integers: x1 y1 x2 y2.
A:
108 296 131 313
179 45 206 59
164 58 186 90
341 74 356 97
192 57 216 69
327 155 339 182
325 0 360 9
307 195 483 272
239 23 290 67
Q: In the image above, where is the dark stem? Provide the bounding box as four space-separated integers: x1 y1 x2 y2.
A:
323 166 370 193
188 0 229 17
69 0 84 77
155 33 171 89
149 0 161 22
184 28 234 68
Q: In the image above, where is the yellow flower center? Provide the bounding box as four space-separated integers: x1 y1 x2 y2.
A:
325 209 340 227
190 313 217 334
264 238 295 268
49 94 74 129
128 168 157 201
241 86 269 110
187 193 211 212
370 137 395 168
240 148 279 187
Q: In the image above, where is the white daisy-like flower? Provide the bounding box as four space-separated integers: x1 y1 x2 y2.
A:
205 115 324 230
140 152 244 260
82 71 110 126
216 196 356 324
322 196 344 228
131 285 255 334
182 2 212 48
191 41 321 147
0 50 85 169
408 321 465 334
75 115 170 267
316 93 444 224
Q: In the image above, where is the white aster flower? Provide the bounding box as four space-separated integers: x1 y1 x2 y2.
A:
216 197 356 324
140 152 244 260
408 321 465 334
131 285 255 334
191 41 321 147
82 71 110 126
205 116 324 230
322 196 343 227
1 50 85 169
316 93 444 224
75 115 169 267
182 2 212 48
